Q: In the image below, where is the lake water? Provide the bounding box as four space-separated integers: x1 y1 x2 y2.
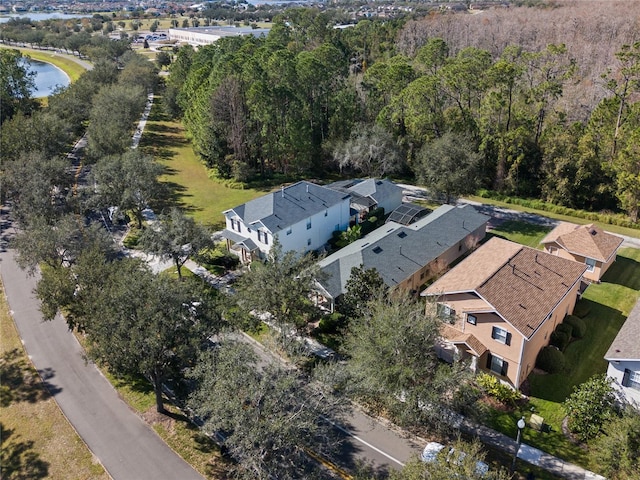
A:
27 59 71 98
0 12 86 23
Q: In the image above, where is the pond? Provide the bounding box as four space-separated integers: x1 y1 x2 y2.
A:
27 59 71 98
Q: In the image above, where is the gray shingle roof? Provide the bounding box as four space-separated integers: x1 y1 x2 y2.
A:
224 181 349 233
317 204 489 299
605 299 640 361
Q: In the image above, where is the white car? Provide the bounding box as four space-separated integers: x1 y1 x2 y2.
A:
421 442 489 477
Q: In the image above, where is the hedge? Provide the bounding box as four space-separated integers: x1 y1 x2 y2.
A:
556 322 574 337
550 330 571 351
476 189 640 230
573 302 591 319
565 315 587 338
536 346 566 374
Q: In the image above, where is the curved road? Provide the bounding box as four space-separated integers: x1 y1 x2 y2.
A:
0 207 203 480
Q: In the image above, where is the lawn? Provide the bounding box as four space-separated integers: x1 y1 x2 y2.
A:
487 220 551 248
0 283 108 480
466 194 640 239
140 98 265 229
481 247 640 470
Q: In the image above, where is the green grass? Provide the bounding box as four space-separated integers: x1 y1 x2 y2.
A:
466 195 640 239
0 284 108 480
530 247 640 402
1 46 88 81
140 99 265 229
487 220 551 248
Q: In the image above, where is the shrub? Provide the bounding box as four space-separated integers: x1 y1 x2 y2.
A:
536 346 565 373
573 302 591 318
565 315 586 338
555 322 574 337
550 330 570 351
123 227 142 248
476 373 521 405
317 313 345 334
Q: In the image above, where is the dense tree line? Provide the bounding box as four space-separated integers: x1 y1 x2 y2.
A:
168 2 640 221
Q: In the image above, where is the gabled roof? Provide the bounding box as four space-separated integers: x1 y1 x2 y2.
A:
326 178 402 209
605 299 640 361
317 204 490 299
424 237 588 338
223 181 349 233
541 222 623 262
441 324 488 357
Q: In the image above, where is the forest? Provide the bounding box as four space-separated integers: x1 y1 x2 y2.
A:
163 1 640 221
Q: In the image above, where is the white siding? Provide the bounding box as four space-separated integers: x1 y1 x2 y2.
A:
607 360 640 407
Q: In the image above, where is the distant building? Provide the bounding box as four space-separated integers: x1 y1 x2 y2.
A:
169 26 270 47
326 178 404 224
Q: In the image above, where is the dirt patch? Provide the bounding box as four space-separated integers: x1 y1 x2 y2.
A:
142 408 176 434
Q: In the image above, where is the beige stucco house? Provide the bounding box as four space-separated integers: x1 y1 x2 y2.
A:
422 237 587 389
540 222 623 282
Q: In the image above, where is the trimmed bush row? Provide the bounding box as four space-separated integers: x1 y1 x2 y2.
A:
536 346 565 374
476 189 640 229
564 315 586 338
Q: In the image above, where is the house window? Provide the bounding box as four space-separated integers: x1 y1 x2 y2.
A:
307 220 312 230
585 257 596 272
307 238 312 246
438 304 456 323
286 227 292 235
258 231 268 245
492 326 510 345
231 219 241 232
487 353 508 376
622 369 640 391
467 314 477 325
324 210 328 217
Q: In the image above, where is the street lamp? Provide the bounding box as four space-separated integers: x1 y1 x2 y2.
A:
511 416 526 472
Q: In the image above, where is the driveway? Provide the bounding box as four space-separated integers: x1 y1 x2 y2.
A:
0 207 203 480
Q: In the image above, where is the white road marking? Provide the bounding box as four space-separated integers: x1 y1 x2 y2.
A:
320 416 406 467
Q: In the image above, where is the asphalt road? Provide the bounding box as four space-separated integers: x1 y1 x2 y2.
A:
0 207 203 480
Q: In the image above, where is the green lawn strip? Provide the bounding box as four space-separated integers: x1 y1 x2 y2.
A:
487 220 551 248
1 46 88 80
140 100 264 229
465 195 640 239
0 284 108 480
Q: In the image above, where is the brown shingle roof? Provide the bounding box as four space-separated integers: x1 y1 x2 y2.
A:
605 299 640 361
541 222 623 262
440 324 488 357
477 246 587 338
423 237 521 295
425 237 587 338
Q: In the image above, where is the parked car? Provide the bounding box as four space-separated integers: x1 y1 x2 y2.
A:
421 442 489 477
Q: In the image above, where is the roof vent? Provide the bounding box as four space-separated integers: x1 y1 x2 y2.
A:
373 246 382 254
590 229 597 236
398 231 407 238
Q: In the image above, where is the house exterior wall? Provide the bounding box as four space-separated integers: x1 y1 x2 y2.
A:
436 275 580 389
376 189 403 216
607 360 640 407
543 244 610 282
276 197 351 255
400 223 487 292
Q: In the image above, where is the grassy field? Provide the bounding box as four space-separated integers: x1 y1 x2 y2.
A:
481 246 640 470
140 97 265 229
0 284 108 480
1 46 88 81
487 220 551 248
466 194 640 239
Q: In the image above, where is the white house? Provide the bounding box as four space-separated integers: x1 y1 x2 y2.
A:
605 299 640 408
222 181 351 262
